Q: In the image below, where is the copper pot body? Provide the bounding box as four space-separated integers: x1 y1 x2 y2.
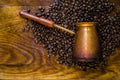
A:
74 22 100 61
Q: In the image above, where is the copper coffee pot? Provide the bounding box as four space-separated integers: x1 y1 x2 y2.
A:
20 11 100 62
74 22 100 61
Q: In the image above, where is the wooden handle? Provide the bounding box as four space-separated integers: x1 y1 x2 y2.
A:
19 11 54 27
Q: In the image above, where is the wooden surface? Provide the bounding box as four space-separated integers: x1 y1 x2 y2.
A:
0 0 120 80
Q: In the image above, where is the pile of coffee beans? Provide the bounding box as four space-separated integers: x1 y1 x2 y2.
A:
23 0 120 70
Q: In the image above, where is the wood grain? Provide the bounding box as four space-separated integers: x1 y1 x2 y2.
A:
0 0 120 79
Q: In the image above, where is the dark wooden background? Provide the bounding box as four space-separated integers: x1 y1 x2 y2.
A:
0 0 120 79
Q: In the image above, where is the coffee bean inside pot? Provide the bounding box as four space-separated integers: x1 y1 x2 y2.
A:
23 0 120 70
